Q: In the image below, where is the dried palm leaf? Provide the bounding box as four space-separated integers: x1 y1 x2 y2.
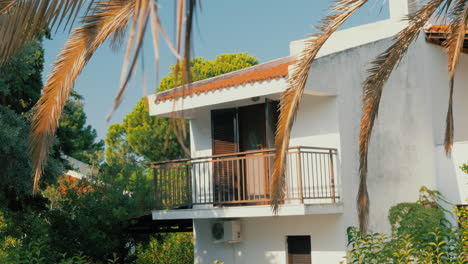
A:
0 0 93 64
270 0 368 213
0 0 17 13
108 0 195 121
31 0 134 193
176 0 184 54
106 0 150 121
359 0 444 232
163 0 196 158
443 0 468 153
149 1 160 82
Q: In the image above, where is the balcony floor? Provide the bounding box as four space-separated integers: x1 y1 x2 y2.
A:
152 202 343 220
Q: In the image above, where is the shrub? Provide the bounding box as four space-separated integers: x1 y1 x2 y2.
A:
342 187 467 263
136 233 194 264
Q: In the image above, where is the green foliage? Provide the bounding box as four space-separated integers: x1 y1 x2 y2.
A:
105 99 183 164
0 208 95 264
0 104 63 205
461 163 468 174
106 53 258 166
388 186 450 249
135 233 194 264
56 93 104 164
345 227 466 264
44 175 140 263
0 39 43 114
343 187 467 264
0 38 64 204
103 53 259 212
158 53 259 92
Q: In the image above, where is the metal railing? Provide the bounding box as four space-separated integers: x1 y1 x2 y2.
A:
152 146 339 210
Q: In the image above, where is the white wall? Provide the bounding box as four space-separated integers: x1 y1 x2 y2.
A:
190 108 213 158
435 142 468 206
187 32 450 234
152 22 468 263
194 215 346 264
290 95 339 149
296 33 442 233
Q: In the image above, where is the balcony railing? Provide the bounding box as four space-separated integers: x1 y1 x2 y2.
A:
152 146 339 210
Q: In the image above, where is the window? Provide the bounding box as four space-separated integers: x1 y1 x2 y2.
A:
287 236 311 264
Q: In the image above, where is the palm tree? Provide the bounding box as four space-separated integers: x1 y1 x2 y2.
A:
0 0 196 193
1 0 465 234
270 0 466 233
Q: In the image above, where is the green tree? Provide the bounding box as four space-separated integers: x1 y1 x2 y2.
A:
103 52 258 214
159 53 259 92
106 53 258 164
55 92 104 164
0 39 63 207
45 175 138 263
0 39 43 114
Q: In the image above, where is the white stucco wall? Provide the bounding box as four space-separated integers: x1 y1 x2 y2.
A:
290 95 339 149
310 34 441 233
190 108 213 158
435 142 468 207
194 214 346 264
148 1 468 259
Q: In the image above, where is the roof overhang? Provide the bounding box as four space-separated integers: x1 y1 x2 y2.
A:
148 76 287 118
126 214 193 236
425 25 468 53
148 57 294 118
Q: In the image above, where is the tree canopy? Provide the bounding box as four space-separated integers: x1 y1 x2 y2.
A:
105 53 259 165
55 93 104 165
158 53 259 92
0 39 103 204
0 39 43 114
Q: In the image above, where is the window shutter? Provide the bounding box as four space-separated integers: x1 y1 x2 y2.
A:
211 109 238 203
211 108 237 155
287 236 312 264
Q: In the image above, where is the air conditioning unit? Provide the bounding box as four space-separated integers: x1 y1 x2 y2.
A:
211 220 241 243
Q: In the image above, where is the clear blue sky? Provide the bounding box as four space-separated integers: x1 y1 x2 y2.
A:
42 0 389 141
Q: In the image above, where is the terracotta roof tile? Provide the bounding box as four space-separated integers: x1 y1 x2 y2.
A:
425 25 451 33
154 57 296 103
425 24 468 52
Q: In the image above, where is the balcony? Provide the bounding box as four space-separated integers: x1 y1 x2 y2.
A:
152 146 339 210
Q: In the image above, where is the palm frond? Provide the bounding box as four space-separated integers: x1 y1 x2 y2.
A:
149 1 159 82
443 0 468 154
0 0 17 13
358 0 444 232
31 0 134 193
0 0 93 65
270 0 368 213
107 0 150 121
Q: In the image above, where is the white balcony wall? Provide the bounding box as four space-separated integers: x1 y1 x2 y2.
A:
194 214 346 264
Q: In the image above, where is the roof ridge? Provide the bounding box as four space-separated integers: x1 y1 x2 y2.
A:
154 57 295 103
156 56 294 98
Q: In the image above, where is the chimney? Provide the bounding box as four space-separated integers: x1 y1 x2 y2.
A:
389 0 418 20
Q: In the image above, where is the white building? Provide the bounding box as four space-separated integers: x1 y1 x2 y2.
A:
147 0 468 263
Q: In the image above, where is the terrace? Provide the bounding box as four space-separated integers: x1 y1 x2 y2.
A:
152 146 340 210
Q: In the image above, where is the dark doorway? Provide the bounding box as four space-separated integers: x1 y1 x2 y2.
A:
211 108 238 203
210 101 279 205
287 236 312 264
238 103 266 152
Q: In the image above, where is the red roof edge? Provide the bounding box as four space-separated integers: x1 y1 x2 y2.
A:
154 56 295 103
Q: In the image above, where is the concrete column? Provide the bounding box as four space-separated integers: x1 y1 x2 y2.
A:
389 0 418 20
